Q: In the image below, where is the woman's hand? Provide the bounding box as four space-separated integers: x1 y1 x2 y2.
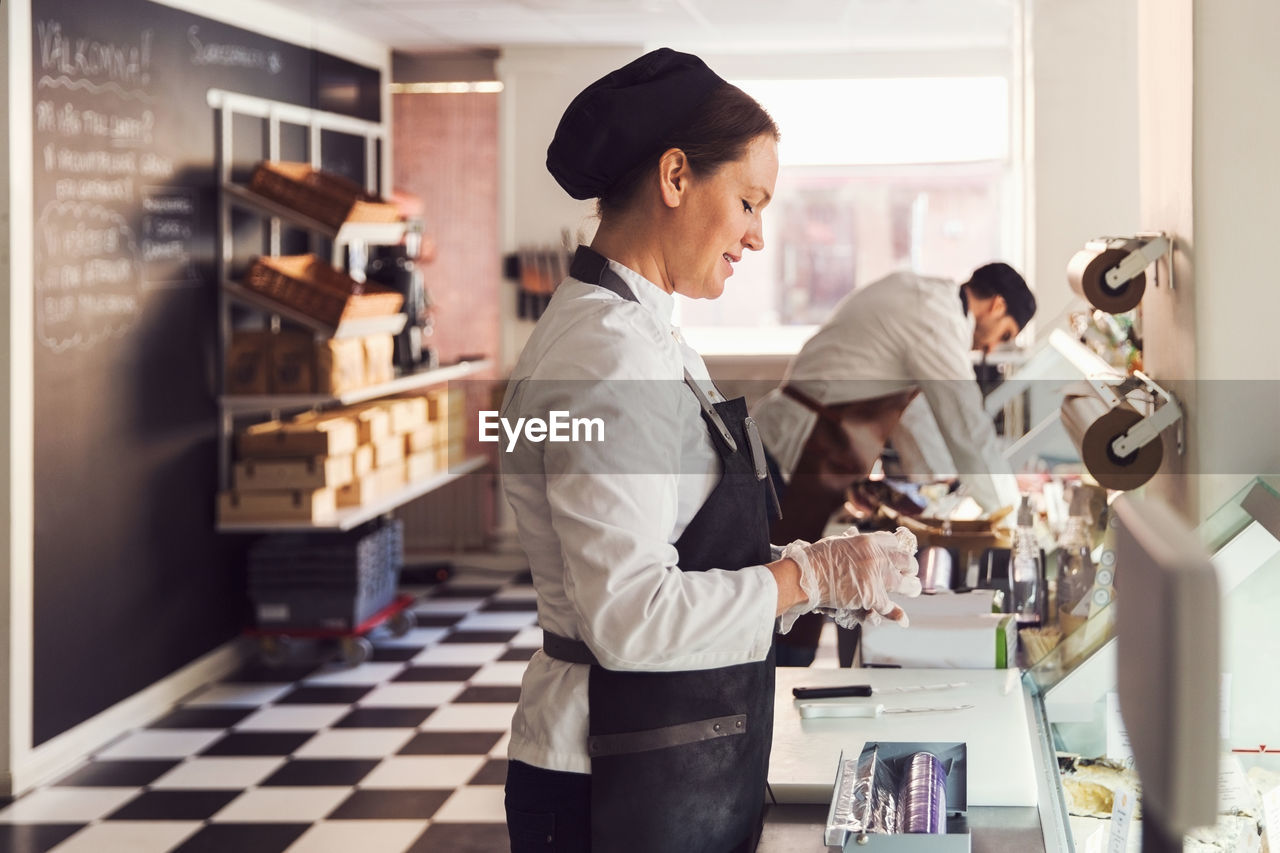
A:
772 527 921 630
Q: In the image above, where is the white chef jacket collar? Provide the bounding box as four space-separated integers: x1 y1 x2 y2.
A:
601 259 676 327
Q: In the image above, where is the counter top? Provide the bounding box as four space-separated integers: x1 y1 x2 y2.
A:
770 667 1039 807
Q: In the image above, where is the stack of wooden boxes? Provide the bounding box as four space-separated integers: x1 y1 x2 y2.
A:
226 329 396 397
218 389 468 524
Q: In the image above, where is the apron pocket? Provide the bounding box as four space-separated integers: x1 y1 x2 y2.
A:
587 713 746 758
507 807 556 850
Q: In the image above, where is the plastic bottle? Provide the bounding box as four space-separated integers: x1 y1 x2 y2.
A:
1056 500 1097 622
1010 496 1042 625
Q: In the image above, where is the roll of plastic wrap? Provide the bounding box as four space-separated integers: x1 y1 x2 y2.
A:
1060 392 1163 490
1067 246 1146 314
897 751 947 834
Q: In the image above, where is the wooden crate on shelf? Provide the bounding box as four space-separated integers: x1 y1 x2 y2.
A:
242 254 403 329
237 415 359 458
248 161 402 230
406 451 435 482
233 455 355 492
218 488 337 523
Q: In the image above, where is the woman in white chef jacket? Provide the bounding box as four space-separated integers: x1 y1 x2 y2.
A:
499 48 922 853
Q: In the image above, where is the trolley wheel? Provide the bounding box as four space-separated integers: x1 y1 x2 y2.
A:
259 635 292 667
388 609 416 638
340 636 374 667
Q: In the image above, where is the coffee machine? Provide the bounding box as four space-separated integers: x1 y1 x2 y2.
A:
365 219 437 373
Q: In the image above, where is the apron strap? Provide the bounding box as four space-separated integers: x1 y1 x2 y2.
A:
781 383 846 426
572 245 739 453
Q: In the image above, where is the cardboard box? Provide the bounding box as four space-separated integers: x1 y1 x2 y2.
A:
237 416 359 458
234 455 354 491
335 472 379 508
861 613 1018 669
225 331 272 395
316 337 366 395
425 388 449 423
363 334 394 386
354 444 375 477
344 404 392 444
372 434 405 469
405 424 438 455
270 330 316 394
376 461 406 494
218 488 337 523
380 396 428 434
406 451 435 482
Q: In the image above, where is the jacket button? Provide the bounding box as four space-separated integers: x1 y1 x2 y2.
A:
736 720 744 728
713 724 721 732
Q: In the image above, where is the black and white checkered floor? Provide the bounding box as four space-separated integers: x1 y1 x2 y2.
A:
0 554 842 853
0 561 544 853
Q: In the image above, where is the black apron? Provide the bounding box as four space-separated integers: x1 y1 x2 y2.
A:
543 246 780 853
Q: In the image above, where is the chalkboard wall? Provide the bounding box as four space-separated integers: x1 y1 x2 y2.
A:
30 0 381 745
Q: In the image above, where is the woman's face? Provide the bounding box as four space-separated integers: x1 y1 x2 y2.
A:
669 134 778 300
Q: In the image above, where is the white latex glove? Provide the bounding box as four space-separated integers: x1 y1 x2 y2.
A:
778 527 921 632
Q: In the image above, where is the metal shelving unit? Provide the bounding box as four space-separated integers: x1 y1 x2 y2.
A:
211 89 489 533
218 456 488 533
219 358 492 416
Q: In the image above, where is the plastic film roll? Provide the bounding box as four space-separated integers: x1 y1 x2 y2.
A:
1067 246 1146 314
1060 393 1163 490
897 751 947 834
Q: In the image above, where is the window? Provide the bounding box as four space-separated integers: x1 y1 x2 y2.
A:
678 76 1015 352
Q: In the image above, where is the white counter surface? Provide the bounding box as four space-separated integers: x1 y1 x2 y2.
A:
770 667 1039 807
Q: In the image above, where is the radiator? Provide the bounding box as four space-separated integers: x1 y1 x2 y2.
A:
395 468 495 557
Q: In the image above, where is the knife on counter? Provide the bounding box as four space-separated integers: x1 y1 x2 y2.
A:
791 681 968 700
798 702 976 719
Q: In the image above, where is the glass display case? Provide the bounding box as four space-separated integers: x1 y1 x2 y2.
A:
1024 477 1280 851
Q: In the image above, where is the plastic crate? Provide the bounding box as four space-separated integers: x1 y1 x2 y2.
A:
248 520 404 631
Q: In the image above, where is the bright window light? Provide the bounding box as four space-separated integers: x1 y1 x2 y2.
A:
736 77 1008 166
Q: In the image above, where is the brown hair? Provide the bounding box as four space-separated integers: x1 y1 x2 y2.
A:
597 83 780 216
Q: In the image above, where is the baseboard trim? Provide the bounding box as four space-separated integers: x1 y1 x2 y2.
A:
6 636 253 797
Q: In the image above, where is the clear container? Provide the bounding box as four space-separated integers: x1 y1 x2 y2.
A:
1056 515 1096 629
1010 497 1041 625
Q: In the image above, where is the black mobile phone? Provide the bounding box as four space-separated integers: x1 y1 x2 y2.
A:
790 685 874 699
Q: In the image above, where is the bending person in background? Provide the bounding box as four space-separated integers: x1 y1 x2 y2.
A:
753 262 1035 666
499 49 921 853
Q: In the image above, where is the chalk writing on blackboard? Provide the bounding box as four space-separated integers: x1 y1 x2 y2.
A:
36 19 153 90
188 26 282 74
142 188 198 286
35 201 141 352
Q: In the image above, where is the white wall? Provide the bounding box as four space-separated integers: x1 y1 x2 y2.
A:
494 46 642 372
2 0 389 796
1188 0 1280 518
1027 0 1140 334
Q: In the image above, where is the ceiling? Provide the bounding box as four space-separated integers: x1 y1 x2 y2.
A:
272 0 1015 54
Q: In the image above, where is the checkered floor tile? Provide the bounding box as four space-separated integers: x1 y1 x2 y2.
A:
0 563 537 853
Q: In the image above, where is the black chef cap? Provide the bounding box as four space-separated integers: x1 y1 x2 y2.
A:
967 262 1036 330
546 48 728 200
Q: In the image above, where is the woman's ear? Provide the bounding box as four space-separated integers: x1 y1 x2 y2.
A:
657 148 688 208
991 294 1008 319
